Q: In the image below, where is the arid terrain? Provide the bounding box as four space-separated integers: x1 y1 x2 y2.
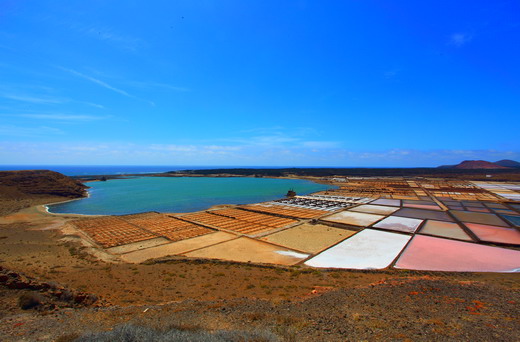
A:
0 170 519 341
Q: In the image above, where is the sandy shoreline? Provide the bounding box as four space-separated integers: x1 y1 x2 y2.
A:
40 190 104 218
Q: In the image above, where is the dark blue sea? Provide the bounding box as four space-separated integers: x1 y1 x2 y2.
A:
0 165 291 176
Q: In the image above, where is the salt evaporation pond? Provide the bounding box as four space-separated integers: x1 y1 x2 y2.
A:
48 177 334 215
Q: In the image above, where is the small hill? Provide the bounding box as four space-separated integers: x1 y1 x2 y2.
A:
495 159 520 168
0 170 87 215
439 160 511 169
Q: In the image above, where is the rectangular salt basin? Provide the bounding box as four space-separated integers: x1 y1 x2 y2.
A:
467 207 491 213
502 214 520 227
404 204 442 211
483 202 507 209
451 210 510 227
447 205 464 211
403 200 436 205
419 220 473 241
371 199 401 207
463 223 520 245
261 223 356 253
394 208 454 222
107 237 171 255
321 211 384 227
184 237 309 265
120 232 238 263
462 201 485 208
305 229 411 270
442 200 461 206
494 209 519 215
350 204 399 215
372 216 423 234
394 235 520 272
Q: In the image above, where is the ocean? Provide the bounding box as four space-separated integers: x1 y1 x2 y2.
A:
47 176 334 215
0 165 247 176
0 165 333 176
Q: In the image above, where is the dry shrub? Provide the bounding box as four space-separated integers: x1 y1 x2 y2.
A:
75 323 279 342
18 292 44 310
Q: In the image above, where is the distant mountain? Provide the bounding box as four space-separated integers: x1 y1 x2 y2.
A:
438 160 511 169
495 159 520 168
437 164 456 169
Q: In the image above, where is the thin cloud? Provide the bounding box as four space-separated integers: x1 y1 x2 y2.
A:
301 141 340 149
127 81 190 92
59 67 131 97
80 101 105 109
0 125 64 137
150 144 197 152
82 25 143 51
16 113 110 121
384 69 400 80
149 144 240 153
449 33 472 47
1 94 63 104
63 20 144 51
59 67 155 106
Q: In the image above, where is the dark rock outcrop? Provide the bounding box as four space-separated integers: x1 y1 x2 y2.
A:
0 265 103 310
0 170 87 198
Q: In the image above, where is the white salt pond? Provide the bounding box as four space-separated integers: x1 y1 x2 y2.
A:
304 229 411 270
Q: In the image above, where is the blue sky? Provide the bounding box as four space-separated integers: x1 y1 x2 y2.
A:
0 1 519 167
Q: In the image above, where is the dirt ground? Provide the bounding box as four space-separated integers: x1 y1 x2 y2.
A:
1 205 519 341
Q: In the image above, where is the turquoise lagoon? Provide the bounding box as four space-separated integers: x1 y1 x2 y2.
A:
48 177 334 215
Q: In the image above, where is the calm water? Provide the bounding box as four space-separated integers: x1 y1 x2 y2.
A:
48 177 334 215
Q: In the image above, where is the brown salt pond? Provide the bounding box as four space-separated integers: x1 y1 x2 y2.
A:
418 220 473 241
107 237 171 255
451 210 510 227
120 232 238 263
261 223 356 253
183 237 309 265
394 208 454 222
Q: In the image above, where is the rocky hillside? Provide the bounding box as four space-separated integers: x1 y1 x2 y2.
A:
0 170 87 215
495 159 520 168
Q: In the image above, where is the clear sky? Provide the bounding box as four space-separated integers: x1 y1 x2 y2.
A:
0 1 519 167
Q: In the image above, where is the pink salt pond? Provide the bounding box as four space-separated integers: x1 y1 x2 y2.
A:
394 235 520 272
463 223 520 245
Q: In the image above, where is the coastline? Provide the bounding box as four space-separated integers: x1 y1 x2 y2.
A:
42 189 99 217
